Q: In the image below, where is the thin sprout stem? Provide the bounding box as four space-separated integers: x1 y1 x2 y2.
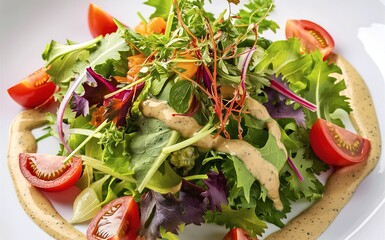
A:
63 120 108 164
184 174 208 181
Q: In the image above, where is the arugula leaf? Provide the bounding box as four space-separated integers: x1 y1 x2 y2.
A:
46 32 129 99
226 155 255 203
42 37 101 66
259 132 287 171
144 0 173 19
205 204 267 237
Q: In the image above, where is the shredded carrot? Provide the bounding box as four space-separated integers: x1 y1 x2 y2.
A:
90 106 106 127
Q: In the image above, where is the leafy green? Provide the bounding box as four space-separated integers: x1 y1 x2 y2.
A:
304 52 352 126
259 132 287 171
283 149 324 199
205 204 267 237
236 0 279 33
144 0 173 19
45 31 129 99
227 155 255 203
169 80 194 113
129 117 178 191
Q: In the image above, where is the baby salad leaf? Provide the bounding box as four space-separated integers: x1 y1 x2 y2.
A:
169 80 194 113
236 0 279 33
205 204 267 237
259 132 287 171
129 118 175 191
42 36 101 66
304 52 352 126
226 155 256 203
45 31 129 99
201 171 229 212
144 0 173 19
283 148 323 199
140 191 184 240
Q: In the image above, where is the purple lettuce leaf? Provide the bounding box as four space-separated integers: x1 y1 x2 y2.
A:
201 170 229 212
70 92 89 117
140 191 184 240
82 67 120 107
264 76 306 127
104 82 144 127
179 180 207 225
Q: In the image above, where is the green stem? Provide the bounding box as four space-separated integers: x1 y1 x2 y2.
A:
82 155 135 183
104 75 149 99
184 174 208 181
162 124 215 154
137 12 147 23
35 132 52 142
137 130 180 192
165 5 174 38
63 120 108 164
69 128 103 138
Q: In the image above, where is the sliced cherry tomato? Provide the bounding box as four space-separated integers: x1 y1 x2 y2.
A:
7 67 56 108
87 196 140 240
285 19 335 59
19 153 82 192
310 118 371 166
88 3 118 38
223 228 258 240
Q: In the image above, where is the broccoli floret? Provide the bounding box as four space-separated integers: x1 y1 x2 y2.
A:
169 146 199 175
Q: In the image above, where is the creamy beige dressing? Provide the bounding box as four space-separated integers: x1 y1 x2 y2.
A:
7 54 381 239
265 54 381 239
7 110 86 240
140 98 283 210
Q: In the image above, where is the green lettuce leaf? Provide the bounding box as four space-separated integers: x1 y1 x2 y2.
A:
205 204 267 237
144 0 173 19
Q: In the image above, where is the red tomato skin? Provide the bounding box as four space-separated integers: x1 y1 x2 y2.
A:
7 68 57 108
19 153 82 192
285 19 335 60
87 196 140 240
88 3 118 38
310 119 371 166
223 228 258 240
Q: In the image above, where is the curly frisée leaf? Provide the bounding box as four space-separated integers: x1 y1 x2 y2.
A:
205 204 267 237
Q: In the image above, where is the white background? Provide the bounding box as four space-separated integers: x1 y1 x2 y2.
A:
0 0 384 239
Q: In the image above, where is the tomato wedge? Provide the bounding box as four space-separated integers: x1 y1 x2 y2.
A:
87 196 140 240
285 19 335 59
223 228 258 240
310 119 371 166
19 153 82 191
7 67 56 108
88 3 118 38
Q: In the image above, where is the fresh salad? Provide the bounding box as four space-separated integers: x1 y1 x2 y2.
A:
7 0 372 239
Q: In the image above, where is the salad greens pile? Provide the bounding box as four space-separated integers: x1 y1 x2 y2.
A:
41 0 351 238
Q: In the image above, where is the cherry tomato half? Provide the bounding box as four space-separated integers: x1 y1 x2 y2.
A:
87 196 140 240
19 153 83 192
7 67 56 108
310 118 371 166
88 3 118 38
285 19 335 60
224 228 258 240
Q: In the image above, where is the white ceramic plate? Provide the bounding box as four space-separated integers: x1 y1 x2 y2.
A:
1 0 385 239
